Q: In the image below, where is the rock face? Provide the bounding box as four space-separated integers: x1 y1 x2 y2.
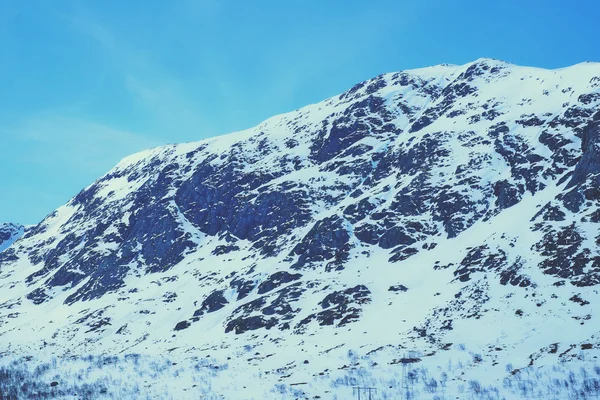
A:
1 59 600 391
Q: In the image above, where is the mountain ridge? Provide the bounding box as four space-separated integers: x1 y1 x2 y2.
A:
75 57 600 176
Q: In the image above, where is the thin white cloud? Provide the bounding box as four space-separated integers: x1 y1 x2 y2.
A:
65 9 215 139
6 114 160 171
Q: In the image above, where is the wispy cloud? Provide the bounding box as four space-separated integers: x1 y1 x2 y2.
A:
5 114 160 171
64 8 215 139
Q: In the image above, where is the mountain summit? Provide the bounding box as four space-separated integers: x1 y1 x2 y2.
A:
2 59 600 398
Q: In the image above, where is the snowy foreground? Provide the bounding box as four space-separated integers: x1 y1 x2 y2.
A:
1 58 600 399
1 353 600 399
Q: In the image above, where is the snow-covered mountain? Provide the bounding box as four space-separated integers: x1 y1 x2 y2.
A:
0 223 24 253
2 58 600 399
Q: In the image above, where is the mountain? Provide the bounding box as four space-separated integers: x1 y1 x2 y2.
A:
1 58 600 399
0 223 24 253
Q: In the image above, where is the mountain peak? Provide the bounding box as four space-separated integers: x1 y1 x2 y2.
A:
470 56 510 65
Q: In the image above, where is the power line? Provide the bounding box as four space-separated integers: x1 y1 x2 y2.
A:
353 386 377 400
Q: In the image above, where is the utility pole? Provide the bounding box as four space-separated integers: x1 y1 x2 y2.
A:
402 354 409 400
401 352 417 400
353 386 377 400
353 386 361 400
365 387 377 399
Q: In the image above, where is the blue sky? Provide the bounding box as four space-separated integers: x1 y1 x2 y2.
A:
1 0 598 225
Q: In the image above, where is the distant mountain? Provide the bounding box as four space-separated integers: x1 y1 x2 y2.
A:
1 58 599 399
0 223 24 253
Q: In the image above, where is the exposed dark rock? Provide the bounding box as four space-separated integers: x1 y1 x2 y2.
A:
310 96 395 163
224 315 278 334
295 285 371 330
174 320 191 331
454 246 507 282
499 260 531 287
531 203 566 222
193 290 229 317
212 245 240 256
388 285 408 292
291 217 352 269
257 271 303 295
534 224 599 283
225 283 304 334
26 288 50 305
389 247 419 263
343 198 379 223
230 278 257 301
378 227 415 249
493 180 522 210
565 119 600 189
569 294 590 306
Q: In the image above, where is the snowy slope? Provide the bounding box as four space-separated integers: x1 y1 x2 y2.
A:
1 58 600 399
